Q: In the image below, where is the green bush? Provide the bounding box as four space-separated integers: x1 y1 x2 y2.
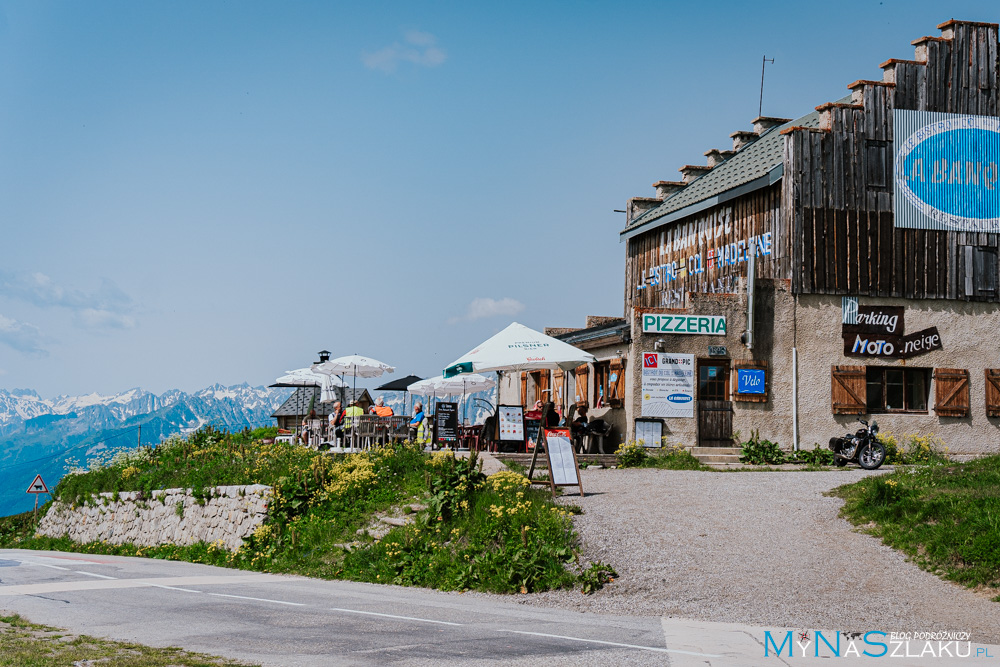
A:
579 561 618 594
739 430 785 465
786 445 835 466
879 431 950 465
615 442 649 468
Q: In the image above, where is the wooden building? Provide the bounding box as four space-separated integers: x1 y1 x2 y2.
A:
621 20 1000 457
271 387 373 431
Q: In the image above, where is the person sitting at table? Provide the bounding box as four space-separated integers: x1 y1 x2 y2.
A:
525 400 543 420
370 396 394 417
571 403 589 435
328 401 346 443
343 400 363 432
543 401 560 428
408 402 425 442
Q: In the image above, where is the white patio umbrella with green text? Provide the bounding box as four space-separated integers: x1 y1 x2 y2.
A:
408 374 495 418
444 322 595 376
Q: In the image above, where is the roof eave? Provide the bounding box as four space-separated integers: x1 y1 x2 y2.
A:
619 163 784 242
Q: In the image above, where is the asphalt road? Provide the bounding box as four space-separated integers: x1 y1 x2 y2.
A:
1 549 995 666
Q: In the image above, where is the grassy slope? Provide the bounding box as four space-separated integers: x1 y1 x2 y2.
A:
1 427 586 594
0 613 255 667
832 455 1000 596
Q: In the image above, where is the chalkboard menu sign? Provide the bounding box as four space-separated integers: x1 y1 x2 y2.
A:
524 419 541 450
433 402 459 444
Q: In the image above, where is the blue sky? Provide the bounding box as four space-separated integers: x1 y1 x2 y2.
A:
1 0 997 397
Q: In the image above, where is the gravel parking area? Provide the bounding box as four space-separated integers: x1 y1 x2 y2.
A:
503 468 1000 643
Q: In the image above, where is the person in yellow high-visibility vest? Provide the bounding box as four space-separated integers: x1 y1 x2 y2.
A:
408 402 426 444
343 400 363 447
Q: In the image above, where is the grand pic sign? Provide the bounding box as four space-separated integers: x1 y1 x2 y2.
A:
894 110 1000 232
642 314 726 335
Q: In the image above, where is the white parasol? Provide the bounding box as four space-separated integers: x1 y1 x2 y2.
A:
444 322 595 375
313 354 396 404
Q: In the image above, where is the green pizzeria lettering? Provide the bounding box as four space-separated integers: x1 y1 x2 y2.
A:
642 315 727 335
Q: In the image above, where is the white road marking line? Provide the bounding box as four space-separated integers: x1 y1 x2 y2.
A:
149 584 203 593
23 561 71 571
209 593 305 606
74 571 117 580
496 629 723 657
329 607 463 626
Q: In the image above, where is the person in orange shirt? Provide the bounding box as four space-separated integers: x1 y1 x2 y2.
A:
371 396 394 417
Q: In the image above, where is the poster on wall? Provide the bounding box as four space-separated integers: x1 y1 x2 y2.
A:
634 419 664 447
640 353 695 418
894 109 1000 233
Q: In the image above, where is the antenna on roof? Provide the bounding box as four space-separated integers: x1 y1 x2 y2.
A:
759 55 774 118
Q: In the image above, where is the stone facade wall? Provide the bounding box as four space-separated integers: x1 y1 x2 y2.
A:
36 484 271 552
626 279 1000 456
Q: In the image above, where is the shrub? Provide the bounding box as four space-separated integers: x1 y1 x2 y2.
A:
615 442 649 468
879 431 949 465
580 561 617 594
786 445 835 466
739 430 785 465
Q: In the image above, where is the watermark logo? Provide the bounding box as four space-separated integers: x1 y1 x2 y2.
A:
763 629 986 659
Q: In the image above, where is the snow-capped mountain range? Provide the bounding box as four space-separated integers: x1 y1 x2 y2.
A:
0 383 291 517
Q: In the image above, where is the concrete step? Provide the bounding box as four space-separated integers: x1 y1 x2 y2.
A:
695 454 743 464
690 447 741 457
704 462 750 470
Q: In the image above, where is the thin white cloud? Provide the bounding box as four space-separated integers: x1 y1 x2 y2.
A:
450 297 524 324
0 314 47 355
0 271 136 330
363 30 447 73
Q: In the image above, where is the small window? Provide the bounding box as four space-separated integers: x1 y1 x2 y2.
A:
965 246 998 297
865 140 889 189
866 367 929 413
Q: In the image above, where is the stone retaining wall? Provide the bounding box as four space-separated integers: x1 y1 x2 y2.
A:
36 485 271 552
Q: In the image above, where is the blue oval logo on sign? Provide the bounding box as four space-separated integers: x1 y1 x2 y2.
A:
667 393 692 403
896 115 1000 230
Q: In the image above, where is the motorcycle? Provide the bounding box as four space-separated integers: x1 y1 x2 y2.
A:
828 419 886 470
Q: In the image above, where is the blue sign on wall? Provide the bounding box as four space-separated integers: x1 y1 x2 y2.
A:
894 110 1000 232
737 368 766 395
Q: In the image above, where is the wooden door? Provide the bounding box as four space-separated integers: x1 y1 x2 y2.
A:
697 359 732 447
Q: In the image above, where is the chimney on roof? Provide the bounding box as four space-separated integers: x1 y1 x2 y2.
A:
679 165 712 184
752 116 792 135
730 130 758 151
653 180 685 200
704 149 735 167
626 196 661 224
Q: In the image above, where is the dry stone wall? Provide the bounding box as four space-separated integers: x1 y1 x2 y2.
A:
36 485 271 552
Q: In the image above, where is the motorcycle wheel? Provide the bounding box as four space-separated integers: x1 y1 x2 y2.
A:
858 442 886 470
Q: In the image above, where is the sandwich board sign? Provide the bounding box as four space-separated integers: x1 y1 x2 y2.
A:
525 424 584 498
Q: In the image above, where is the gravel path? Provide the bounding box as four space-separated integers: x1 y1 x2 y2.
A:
486 468 1000 643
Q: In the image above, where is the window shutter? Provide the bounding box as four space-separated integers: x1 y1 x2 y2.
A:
609 359 625 405
553 370 564 410
734 360 768 403
934 368 970 417
831 366 867 414
520 372 527 406
537 370 551 403
986 370 1000 418
575 365 589 406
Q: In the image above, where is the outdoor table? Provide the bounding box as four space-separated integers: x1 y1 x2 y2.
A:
458 425 480 451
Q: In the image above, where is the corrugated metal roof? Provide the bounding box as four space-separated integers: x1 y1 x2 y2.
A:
622 97 851 235
271 387 372 417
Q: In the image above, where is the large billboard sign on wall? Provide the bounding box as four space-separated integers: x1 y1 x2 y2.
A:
894 109 1000 232
640 353 695 418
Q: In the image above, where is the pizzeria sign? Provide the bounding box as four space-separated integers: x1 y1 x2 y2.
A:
642 314 726 335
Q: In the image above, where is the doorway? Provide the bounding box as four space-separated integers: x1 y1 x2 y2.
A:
697 359 732 447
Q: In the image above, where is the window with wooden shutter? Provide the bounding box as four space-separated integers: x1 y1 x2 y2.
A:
985 370 1000 417
574 365 589 407
934 368 970 417
553 370 564 412
608 358 625 406
734 360 768 402
534 370 551 403
831 366 867 414
520 372 527 406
